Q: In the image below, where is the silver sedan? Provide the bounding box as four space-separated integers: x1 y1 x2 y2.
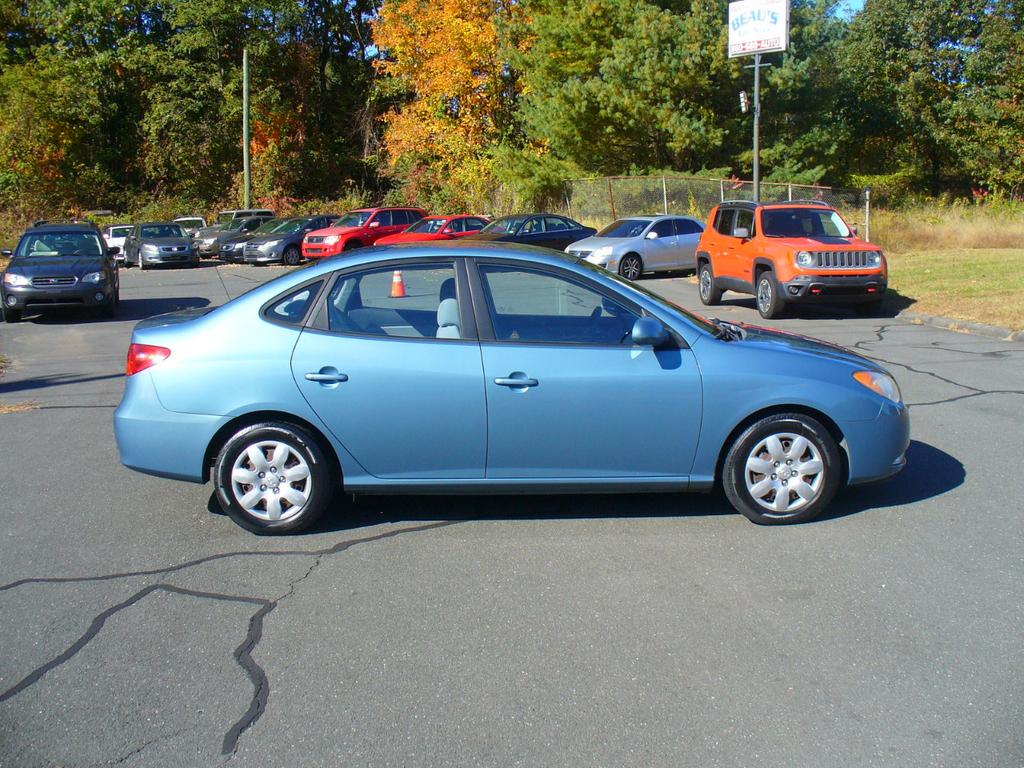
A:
565 215 705 279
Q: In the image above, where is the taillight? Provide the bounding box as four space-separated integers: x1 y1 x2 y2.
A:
126 343 171 376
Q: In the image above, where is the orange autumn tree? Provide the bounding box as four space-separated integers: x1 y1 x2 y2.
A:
372 0 519 211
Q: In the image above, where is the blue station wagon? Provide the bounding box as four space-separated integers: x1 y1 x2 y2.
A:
114 242 909 534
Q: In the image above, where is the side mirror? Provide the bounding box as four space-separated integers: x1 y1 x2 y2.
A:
1 248 12 257
107 246 120 256
850 226 859 236
631 316 669 347
368 220 381 229
733 227 750 239
645 230 659 240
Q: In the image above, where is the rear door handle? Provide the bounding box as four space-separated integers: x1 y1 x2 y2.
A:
494 376 538 388
305 372 349 383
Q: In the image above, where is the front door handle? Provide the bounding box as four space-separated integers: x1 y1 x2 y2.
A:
494 375 538 388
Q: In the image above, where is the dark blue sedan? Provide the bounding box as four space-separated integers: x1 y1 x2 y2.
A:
114 242 909 534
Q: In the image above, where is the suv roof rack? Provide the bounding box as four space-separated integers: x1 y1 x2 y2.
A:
720 199 832 209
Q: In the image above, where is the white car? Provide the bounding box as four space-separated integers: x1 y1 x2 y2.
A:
173 216 208 238
103 225 133 264
565 215 705 280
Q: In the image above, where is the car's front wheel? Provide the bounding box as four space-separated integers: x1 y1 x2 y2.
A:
722 413 841 525
618 254 643 281
214 422 335 534
755 271 786 319
698 262 722 305
282 246 301 266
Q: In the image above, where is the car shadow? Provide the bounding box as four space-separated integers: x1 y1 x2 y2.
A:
713 289 916 321
23 297 211 324
206 439 961 534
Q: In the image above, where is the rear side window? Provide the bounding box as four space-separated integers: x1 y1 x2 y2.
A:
447 218 465 233
714 209 734 235
465 218 488 230
674 219 703 236
544 216 569 232
265 281 323 325
374 210 393 227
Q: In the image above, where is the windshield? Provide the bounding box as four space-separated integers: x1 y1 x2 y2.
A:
271 218 307 234
217 213 237 224
597 219 650 238
175 218 204 228
221 219 245 231
108 226 133 238
481 216 527 235
407 217 446 234
761 208 851 238
333 211 372 228
575 258 720 335
254 218 290 234
140 224 186 239
16 231 105 258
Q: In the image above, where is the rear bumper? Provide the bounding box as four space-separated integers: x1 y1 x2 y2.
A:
782 273 887 302
114 372 224 483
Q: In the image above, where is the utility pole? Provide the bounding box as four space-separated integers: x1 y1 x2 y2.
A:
744 54 770 202
242 47 251 209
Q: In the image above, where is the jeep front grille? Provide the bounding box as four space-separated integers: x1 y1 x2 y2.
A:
815 251 874 269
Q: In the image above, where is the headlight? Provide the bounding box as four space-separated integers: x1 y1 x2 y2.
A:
261 239 281 249
866 251 883 266
592 245 614 259
201 238 215 246
853 370 902 403
142 243 159 252
82 271 106 284
323 235 340 246
2 272 30 287
795 250 814 267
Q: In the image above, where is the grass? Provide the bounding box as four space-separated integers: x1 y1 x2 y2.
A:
885 248 1024 331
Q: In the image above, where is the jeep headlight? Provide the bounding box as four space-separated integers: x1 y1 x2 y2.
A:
866 251 883 266
3 272 30 287
795 250 814 267
82 271 106 284
854 370 902 404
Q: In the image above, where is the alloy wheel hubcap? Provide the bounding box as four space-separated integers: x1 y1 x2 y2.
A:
700 270 711 298
623 258 640 280
758 279 771 311
230 440 311 522
744 432 824 515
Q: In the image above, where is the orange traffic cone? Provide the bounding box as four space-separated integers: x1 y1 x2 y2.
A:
390 269 407 298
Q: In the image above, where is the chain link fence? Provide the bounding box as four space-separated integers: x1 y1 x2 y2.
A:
563 176 872 240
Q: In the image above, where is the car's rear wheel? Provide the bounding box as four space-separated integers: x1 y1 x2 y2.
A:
722 413 841 525
619 254 643 281
282 246 301 266
214 422 334 534
755 271 786 319
698 262 722 305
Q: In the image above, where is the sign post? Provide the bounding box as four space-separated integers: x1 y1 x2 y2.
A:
728 0 789 202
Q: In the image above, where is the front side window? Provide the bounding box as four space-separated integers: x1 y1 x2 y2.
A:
409 218 446 234
733 209 754 237
333 211 373 228
479 265 639 345
521 217 544 235
327 263 462 340
372 210 393 227
465 218 488 230
481 216 527 235
445 218 464 233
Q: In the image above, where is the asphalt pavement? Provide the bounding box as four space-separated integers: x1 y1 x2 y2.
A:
0 261 1022 767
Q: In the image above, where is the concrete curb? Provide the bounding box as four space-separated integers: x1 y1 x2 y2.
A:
897 311 1024 342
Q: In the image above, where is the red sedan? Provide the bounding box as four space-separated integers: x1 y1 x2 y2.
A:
375 215 490 245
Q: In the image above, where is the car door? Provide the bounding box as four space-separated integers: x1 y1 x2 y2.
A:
514 216 547 247
711 208 737 279
472 261 702 479
730 208 756 287
671 218 704 269
641 219 678 272
290 260 487 479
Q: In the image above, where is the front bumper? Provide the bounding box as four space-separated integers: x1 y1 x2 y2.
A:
840 399 910 485
218 247 246 262
782 273 887 302
302 244 341 260
3 283 114 310
197 242 220 256
244 246 282 263
140 250 199 267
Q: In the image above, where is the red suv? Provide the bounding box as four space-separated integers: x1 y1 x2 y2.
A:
302 207 427 259
696 200 887 319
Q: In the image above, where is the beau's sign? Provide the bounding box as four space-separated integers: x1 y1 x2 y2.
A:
728 0 790 58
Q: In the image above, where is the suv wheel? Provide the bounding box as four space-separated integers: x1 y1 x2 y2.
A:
214 422 335 535
755 271 786 319
698 262 722 305
722 413 841 525
619 254 643 281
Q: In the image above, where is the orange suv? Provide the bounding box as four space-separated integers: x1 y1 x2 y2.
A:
696 201 886 319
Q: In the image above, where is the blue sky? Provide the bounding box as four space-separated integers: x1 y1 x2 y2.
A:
837 0 867 18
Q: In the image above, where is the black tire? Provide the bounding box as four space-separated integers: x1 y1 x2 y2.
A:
214 421 335 535
282 245 301 266
755 271 786 319
138 252 147 271
2 305 21 323
618 253 643 281
698 262 722 305
722 413 842 525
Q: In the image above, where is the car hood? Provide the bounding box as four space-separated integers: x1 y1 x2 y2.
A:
246 233 296 246
566 235 633 251
768 236 875 249
134 306 215 331
311 225 362 237
8 255 106 275
730 322 882 370
141 237 192 247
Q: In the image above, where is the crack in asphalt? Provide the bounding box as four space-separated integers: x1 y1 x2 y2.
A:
852 324 1024 407
0 520 458 757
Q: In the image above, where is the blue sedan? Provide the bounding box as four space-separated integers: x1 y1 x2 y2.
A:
114 243 909 534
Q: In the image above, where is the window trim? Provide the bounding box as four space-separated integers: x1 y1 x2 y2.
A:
466 257 665 349
305 256 478 343
260 276 328 329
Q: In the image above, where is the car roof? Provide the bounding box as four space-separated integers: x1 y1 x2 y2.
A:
24 223 100 235
138 221 183 227
718 200 833 210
